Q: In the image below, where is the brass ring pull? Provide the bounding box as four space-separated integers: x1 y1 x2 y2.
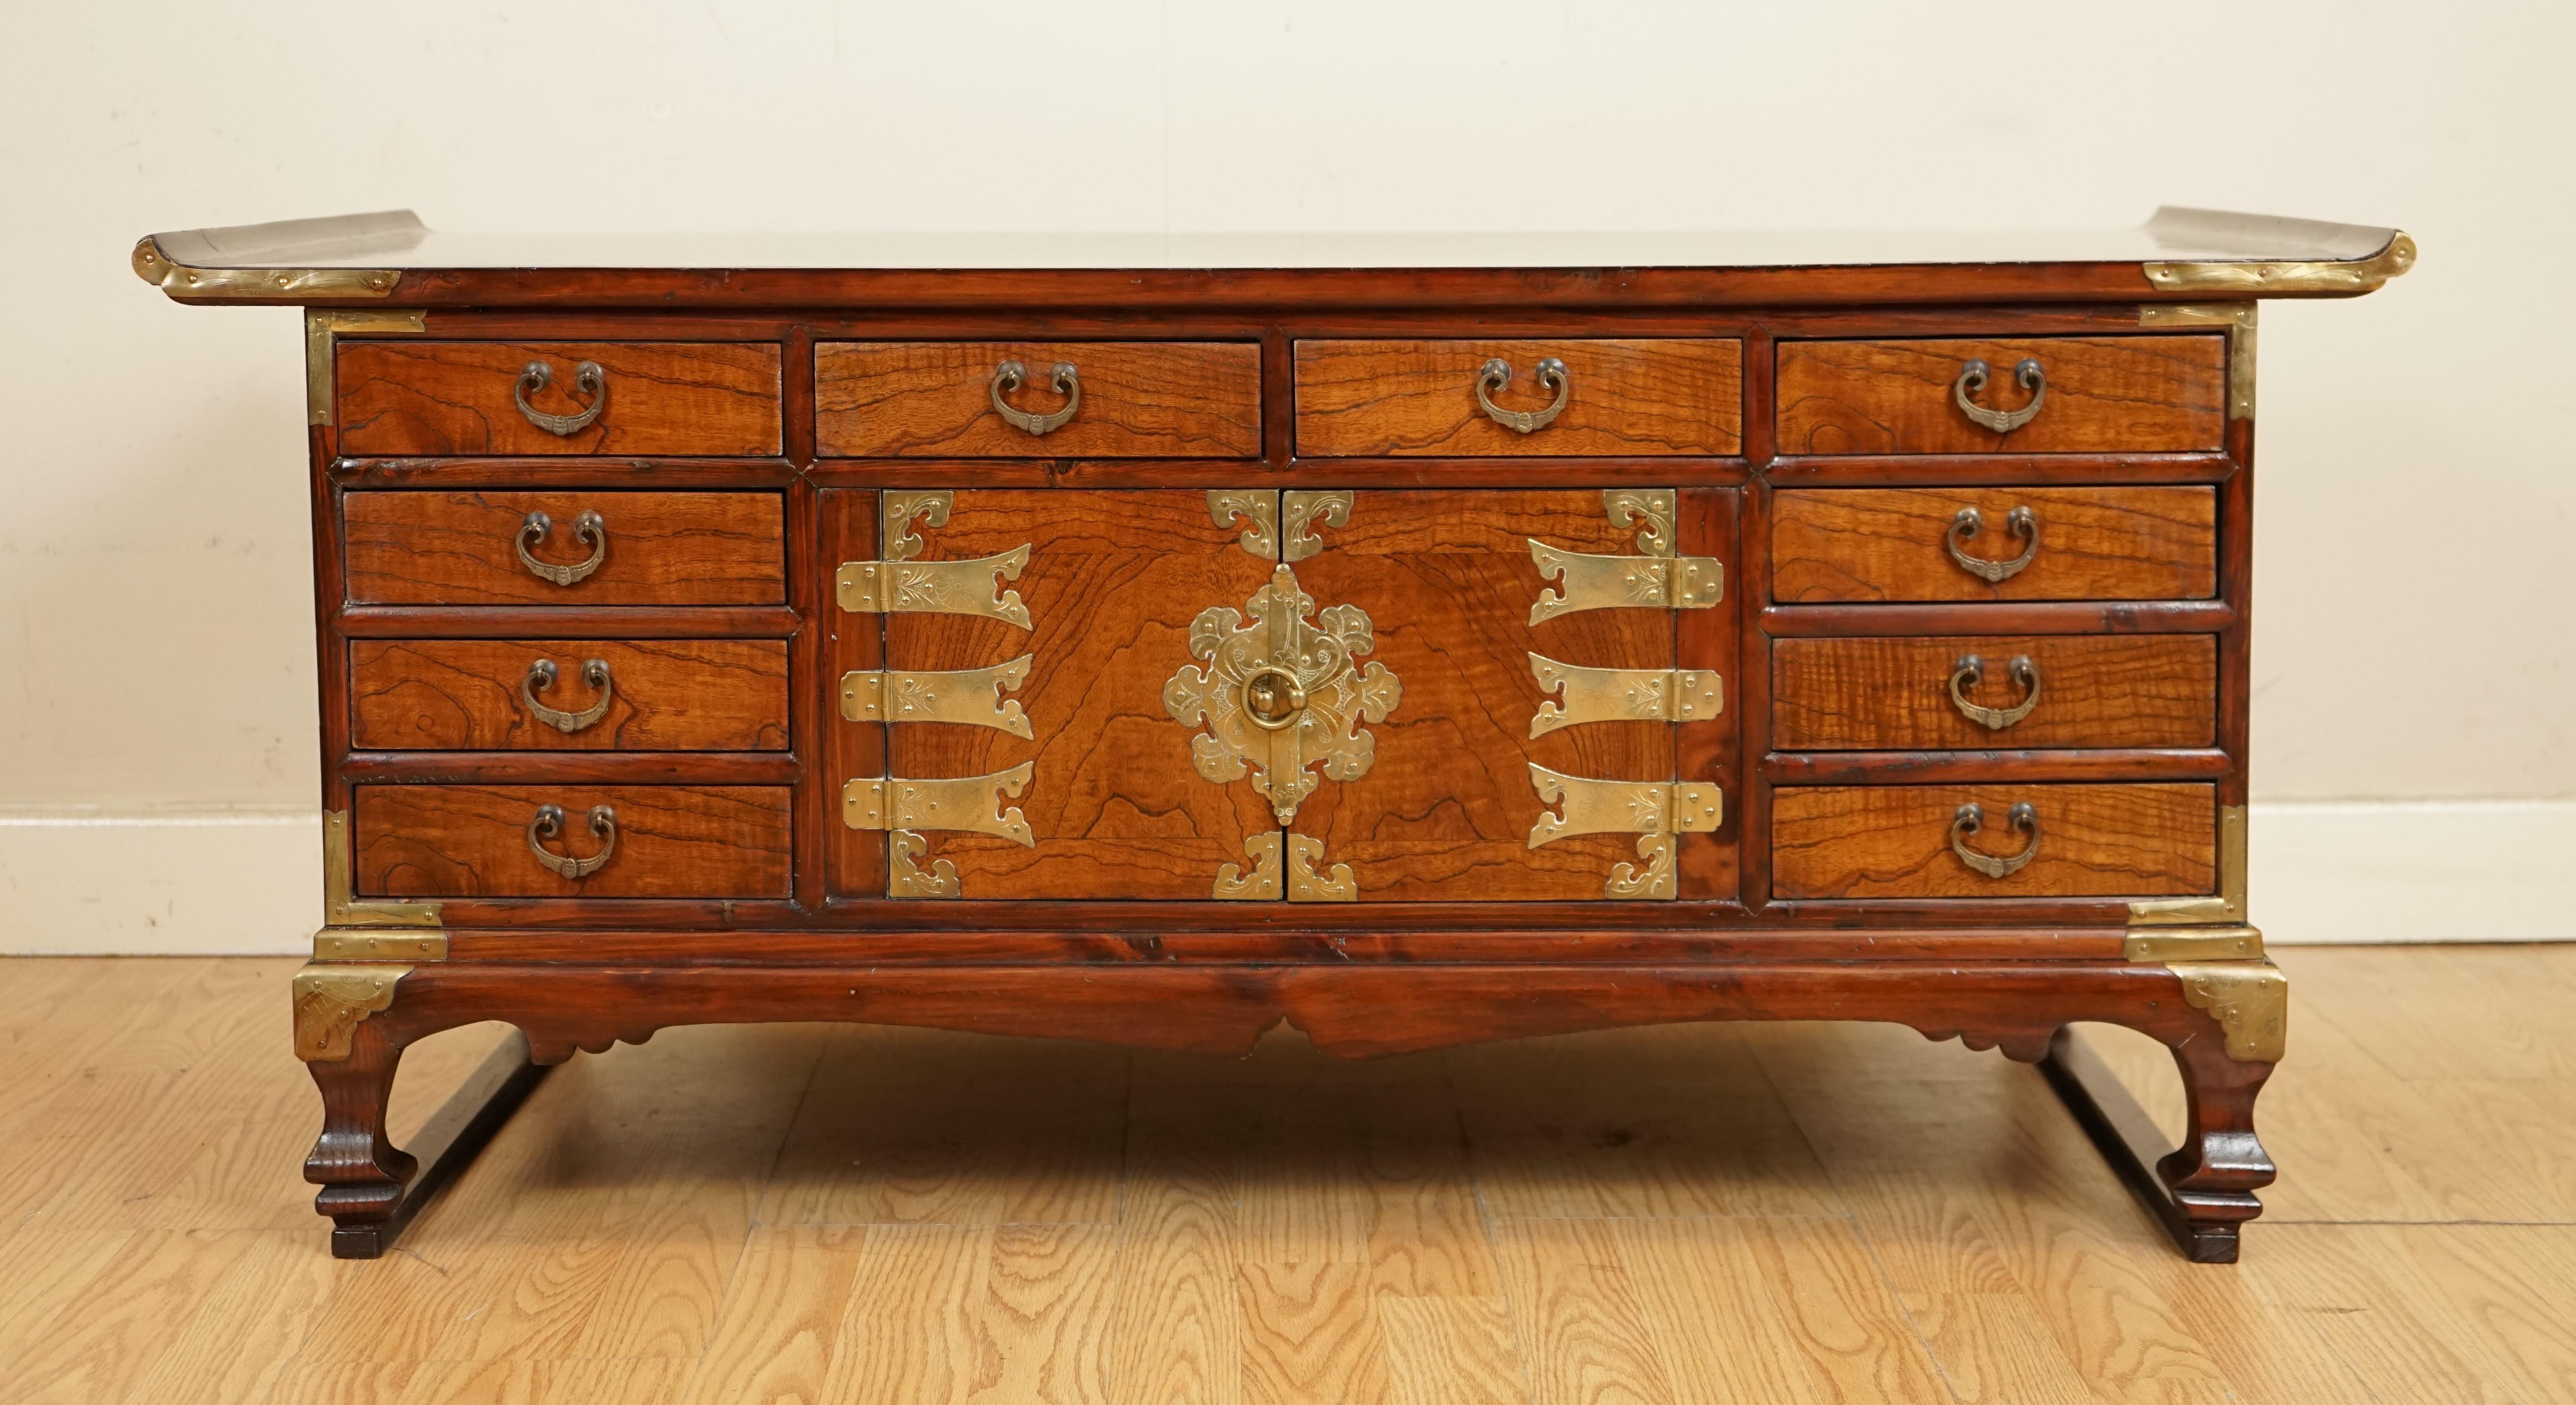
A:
1240 665 1309 732
1475 357 1571 434
516 510 607 586
1951 801 2039 879
989 360 1080 435
1952 357 2046 434
1945 505 2038 583
527 803 616 879
522 658 615 734
514 360 608 436
1948 653 2041 731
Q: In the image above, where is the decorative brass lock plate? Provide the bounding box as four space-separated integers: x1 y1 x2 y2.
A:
1164 563 1401 827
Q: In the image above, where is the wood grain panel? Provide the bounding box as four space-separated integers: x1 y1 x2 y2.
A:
1771 783 2213 900
1776 337 2225 455
1295 339 1742 457
882 490 1280 900
349 639 789 751
1771 635 2216 751
814 342 1261 458
343 492 784 606
1289 490 1677 901
352 784 790 898
1771 486 2218 603
336 341 781 456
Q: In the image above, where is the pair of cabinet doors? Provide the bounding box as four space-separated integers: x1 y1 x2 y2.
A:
828 488 1734 904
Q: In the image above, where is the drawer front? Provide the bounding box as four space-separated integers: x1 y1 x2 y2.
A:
1772 782 2215 900
337 341 782 456
350 640 790 751
1772 487 2218 603
1295 339 1743 457
1771 635 2216 750
1776 336 2225 455
814 341 1262 458
353 784 791 898
343 492 785 606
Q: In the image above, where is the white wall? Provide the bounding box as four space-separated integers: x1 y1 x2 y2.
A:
3 0 2570 949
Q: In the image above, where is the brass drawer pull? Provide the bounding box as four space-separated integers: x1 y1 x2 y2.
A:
1476 357 1570 434
514 359 608 435
1948 653 2040 731
1951 801 2039 879
1952 356 2045 434
522 658 614 734
989 359 1080 435
516 510 607 586
1945 505 2038 582
527 803 616 879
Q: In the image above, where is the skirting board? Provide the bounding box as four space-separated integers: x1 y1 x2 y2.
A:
0 800 2569 955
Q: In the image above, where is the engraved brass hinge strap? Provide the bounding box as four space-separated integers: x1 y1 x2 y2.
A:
305 309 427 426
841 657 1033 737
2139 302 2256 421
1528 655 1722 738
323 809 442 928
1528 490 1719 624
292 962 409 1062
2130 804 2247 926
1526 766 1723 849
837 549 1032 628
843 764 1035 847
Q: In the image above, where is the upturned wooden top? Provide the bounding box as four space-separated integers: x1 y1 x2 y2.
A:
132 206 2413 311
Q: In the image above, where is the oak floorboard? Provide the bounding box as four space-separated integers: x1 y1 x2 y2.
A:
0 948 2574 1402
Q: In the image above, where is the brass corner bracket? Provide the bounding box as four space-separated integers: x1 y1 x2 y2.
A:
324 810 443 930
305 308 427 426
2143 230 2417 297
2139 302 2256 421
2130 804 2247 926
292 962 410 1062
134 237 401 301
2170 960 2287 1064
1287 835 1355 901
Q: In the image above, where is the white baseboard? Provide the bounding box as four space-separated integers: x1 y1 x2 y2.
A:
0 800 2568 955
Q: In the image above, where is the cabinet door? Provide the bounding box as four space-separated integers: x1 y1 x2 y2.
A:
866 489 1279 900
1281 489 1726 902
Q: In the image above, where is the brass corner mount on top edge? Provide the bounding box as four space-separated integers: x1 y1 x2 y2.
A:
2142 230 2417 296
134 237 401 301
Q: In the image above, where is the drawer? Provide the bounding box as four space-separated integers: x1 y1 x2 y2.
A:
1296 339 1742 456
352 784 792 898
1772 635 2216 750
337 341 782 456
1771 782 2215 900
350 640 790 751
814 341 1261 457
343 492 785 606
1776 336 2226 455
1771 487 2218 602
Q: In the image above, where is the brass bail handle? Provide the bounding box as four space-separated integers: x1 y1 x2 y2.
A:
1945 505 2038 583
522 657 616 734
1952 356 2046 434
1951 801 2039 879
1240 665 1309 732
1476 356 1571 434
1948 653 2041 731
517 509 607 586
990 359 1081 435
527 803 617 879
515 359 608 436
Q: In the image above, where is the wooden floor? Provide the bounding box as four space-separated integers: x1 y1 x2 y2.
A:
2 947 2574 1403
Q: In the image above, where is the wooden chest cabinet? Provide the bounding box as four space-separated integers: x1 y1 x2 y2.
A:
134 207 2412 1262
